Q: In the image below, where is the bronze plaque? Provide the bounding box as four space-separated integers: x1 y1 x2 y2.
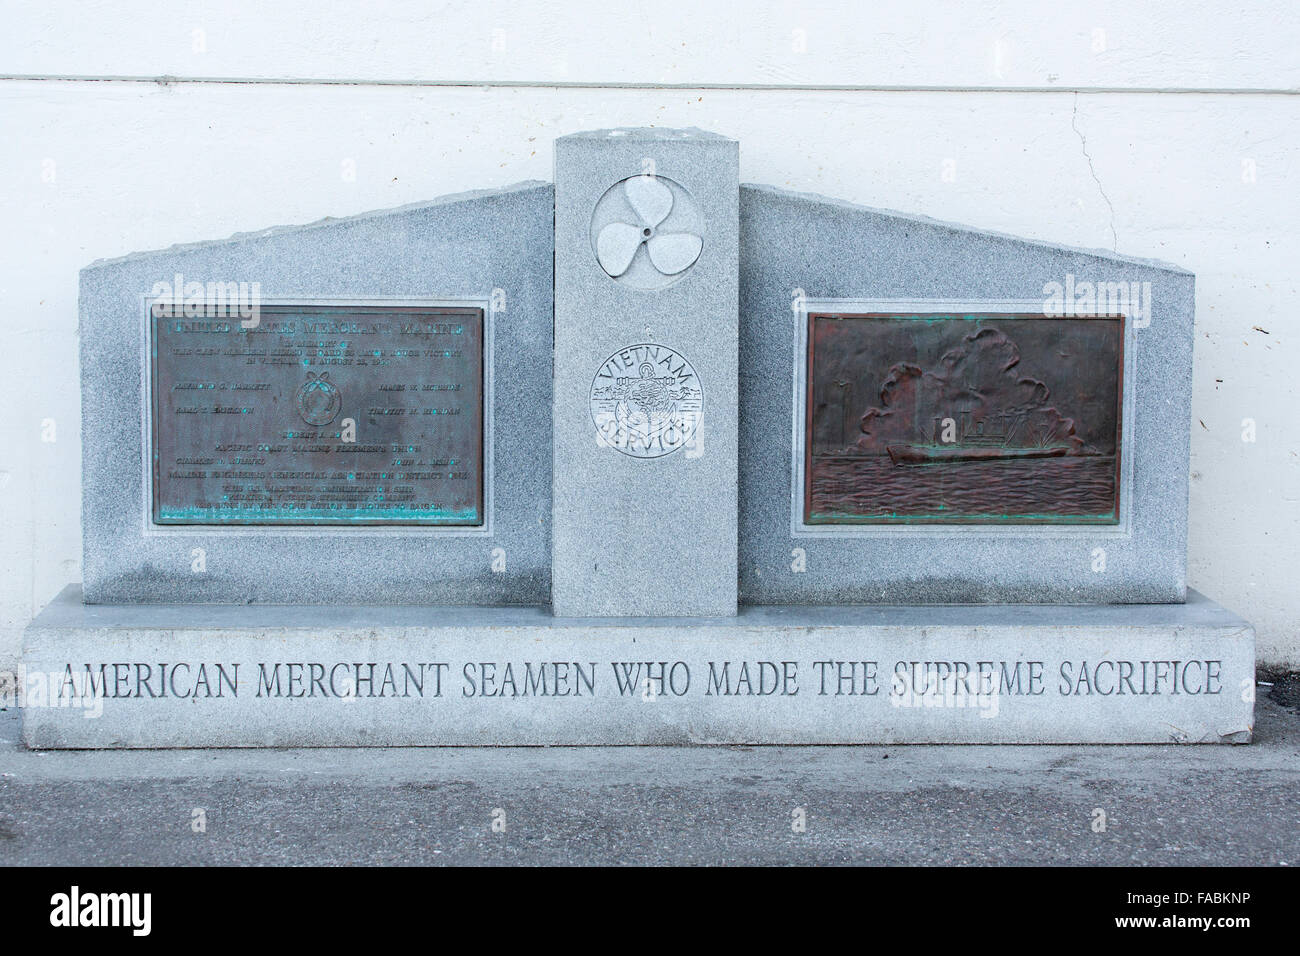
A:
150 304 484 525
805 313 1123 524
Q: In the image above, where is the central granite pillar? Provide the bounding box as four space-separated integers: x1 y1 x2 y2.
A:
552 129 739 617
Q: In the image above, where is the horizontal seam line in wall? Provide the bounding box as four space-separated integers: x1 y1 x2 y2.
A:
0 74 1297 94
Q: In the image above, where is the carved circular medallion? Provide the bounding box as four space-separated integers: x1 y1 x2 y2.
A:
589 344 703 458
590 175 704 290
295 371 341 427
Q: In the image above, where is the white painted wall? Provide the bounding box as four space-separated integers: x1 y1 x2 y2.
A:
2 1 1297 667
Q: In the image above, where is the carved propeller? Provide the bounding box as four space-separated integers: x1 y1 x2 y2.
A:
596 176 703 279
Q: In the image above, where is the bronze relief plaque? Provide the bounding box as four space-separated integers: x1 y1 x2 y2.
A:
805 313 1123 524
150 304 484 525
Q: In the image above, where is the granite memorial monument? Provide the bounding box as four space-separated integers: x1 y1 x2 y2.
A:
19 128 1255 747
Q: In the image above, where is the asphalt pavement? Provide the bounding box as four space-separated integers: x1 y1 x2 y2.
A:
1 692 1296 865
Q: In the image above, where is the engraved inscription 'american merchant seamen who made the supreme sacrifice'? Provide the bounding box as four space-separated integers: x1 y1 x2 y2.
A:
150 304 484 525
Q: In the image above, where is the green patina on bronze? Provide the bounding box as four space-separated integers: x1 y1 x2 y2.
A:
150 303 484 526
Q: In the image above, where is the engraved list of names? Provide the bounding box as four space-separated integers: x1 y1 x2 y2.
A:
150 304 484 525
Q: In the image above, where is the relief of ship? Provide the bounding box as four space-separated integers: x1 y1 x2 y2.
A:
886 410 1074 466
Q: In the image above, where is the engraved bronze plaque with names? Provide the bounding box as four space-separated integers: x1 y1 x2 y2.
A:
150 304 484 525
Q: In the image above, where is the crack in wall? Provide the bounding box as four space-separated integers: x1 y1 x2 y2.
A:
1071 92 1118 252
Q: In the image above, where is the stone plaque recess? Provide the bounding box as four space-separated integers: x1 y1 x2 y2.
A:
78 181 553 605
738 184 1194 606
553 128 739 617
149 303 485 525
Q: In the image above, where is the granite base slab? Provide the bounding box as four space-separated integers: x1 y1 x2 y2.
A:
19 586 1254 747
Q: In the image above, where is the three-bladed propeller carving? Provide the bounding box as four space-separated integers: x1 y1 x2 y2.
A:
596 176 703 279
